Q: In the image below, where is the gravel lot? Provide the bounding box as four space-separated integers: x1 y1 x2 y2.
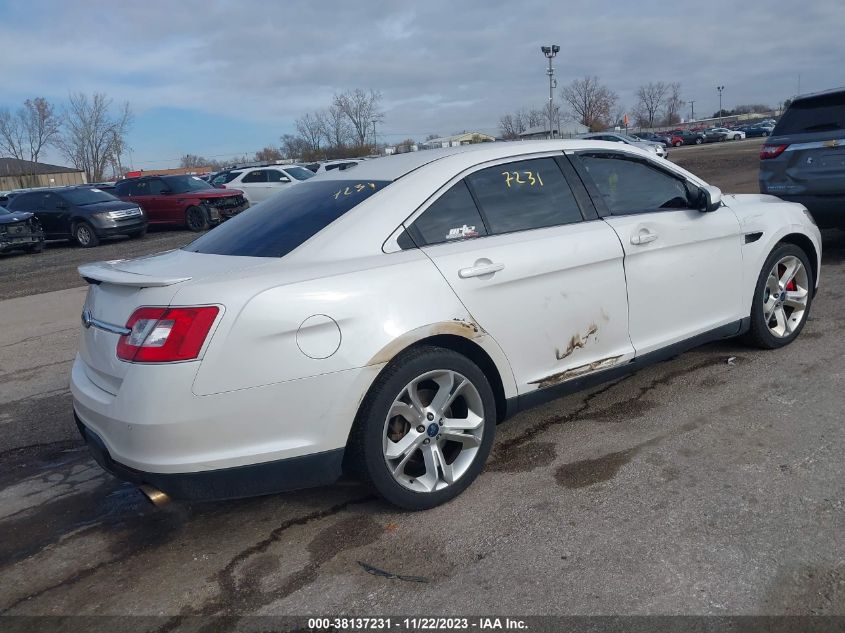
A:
1 141 843 620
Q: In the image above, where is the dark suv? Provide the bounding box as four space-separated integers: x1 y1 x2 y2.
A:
0 205 45 254
7 186 147 248
113 175 248 231
760 88 845 227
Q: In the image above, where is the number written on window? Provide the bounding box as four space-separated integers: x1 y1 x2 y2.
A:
333 182 377 199
502 170 544 188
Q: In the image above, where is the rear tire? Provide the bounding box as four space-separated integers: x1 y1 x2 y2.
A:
745 243 813 349
73 222 99 248
347 345 496 510
185 206 209 232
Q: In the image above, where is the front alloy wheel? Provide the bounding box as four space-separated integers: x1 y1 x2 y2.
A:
350 346 496 510
746 244 813 349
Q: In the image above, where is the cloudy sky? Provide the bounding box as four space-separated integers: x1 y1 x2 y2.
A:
2 0 843 168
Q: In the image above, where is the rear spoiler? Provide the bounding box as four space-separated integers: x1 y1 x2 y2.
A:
78 261 191 288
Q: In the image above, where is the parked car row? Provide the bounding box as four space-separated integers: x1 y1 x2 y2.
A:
578 132 668 158
0 173 255 253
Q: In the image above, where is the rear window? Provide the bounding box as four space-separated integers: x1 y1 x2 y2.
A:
774 92 845 135
184 179 389 258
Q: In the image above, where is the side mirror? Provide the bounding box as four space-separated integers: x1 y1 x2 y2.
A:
699 185 722 212
279 177 291 183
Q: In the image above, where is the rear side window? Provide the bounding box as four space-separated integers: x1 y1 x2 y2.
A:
241 170 269 183
8 193 35 211
579 154 694 214
774 92 845 135
184 180 390 258
212 171 241 185
410 181 488 246
467 157 583 233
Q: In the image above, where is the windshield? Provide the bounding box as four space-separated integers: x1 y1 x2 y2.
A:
284 166 315 181
164 175 214 193
0 206 9 215
184 179 390 258
62 188 118 205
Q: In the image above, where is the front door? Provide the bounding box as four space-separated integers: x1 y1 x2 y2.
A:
572 151 744 355
408 155 635 393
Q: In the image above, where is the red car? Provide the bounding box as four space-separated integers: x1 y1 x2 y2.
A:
113 175 249 231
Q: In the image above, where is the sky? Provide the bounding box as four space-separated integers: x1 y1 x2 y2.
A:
1 0 843 169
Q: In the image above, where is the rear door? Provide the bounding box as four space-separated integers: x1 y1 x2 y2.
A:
407 154 634 393
760 91 845 200
41 192 73 237
571 151 744 355
237 169 271 203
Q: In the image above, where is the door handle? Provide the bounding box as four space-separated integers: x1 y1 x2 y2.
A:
458 262 505 279
630 230 658 245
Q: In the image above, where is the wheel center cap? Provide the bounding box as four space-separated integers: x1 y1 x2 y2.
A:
426 423 439 437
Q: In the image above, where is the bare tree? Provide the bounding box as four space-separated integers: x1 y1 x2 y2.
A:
634 82 669 128
333 89 383 147
180 154 209 169
295 112 325 153
255 146 282 162
0 97 61 185
662 82 684 126
499 113 525 140
561 76 618 131
320 104 353 149
280 133 308 160
56 93 132 182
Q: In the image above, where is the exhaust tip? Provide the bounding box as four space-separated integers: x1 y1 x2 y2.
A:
138 484 171 507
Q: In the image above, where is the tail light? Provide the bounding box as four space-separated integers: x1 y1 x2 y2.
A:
760 144 788 159
117 306 219 363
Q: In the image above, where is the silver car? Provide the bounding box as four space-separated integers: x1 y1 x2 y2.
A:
579 132 668 158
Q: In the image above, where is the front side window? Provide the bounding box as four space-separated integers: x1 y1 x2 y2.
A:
409 180 487 246
132 181 149 196
163 176 214 193
241 170 269 183
284 166 315 181
267 170 290 183
184 179 389 258
467 157 583 234
579 154 696 215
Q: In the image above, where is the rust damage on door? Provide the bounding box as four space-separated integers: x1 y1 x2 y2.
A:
555 323 599 360
530 355 622 390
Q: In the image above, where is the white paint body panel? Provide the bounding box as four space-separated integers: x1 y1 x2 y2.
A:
70 141 821 477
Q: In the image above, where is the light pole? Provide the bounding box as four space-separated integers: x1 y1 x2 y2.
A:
716 85 725 124
541 45 560 139
689 100 695 122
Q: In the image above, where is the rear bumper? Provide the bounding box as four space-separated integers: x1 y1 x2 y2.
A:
75 414 344 501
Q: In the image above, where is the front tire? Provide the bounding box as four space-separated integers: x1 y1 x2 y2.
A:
348 346 496 510
73 222 99 248
745 243 813 349
185 206 209 232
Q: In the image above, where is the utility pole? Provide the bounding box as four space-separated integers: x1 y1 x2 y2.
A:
716 85 725 124
371 119 378 154
689 100 696 122
541 45 560 139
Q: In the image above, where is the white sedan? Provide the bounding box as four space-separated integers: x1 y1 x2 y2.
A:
212 164 314 204
72 141 821 509
712 127 746 141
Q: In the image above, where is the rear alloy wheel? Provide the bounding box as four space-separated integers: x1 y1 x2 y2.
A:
746 244 813 349
350 346 496 510
74 222 99 248
695 137 703 144
186 206 209 232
